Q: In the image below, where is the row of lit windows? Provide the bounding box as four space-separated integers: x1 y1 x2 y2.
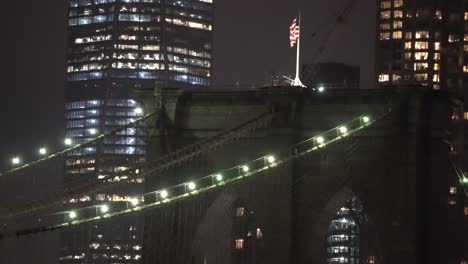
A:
66 158 96 166
380 0 403 9
165 17 212 30
69 6 114 17
168 0 213 12
66 99 137 110
70 0 156 8
380 9 403 20
89 242 142 251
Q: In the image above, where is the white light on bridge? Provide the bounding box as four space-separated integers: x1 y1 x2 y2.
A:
187 182 196 190
39 147 48 156
362 116 370 123
339 126 348 134
462 177 468 184
100 204 109 213
160 190 169 199
316 136 325 144
69 211 77 219
130 198 139 206
317 86 325 92
11 157 21 166
242 165 250 173
215 174 223 182
64 138 73 146
267 155 276 163
134 107 143 116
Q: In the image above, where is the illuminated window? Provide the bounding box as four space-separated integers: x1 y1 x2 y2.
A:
435 10 442 20
465 34 468 42
414 73 428 81
379 74 390 82
449 35 460 43
392 31 402 39
405 32 412 39
393 21 403 29
381 1 391 9
434 63 439 70
415 31 429 39
394 10 403 18
405 42 412 49
380 23 391 30
236 207 245 217
392 74 402 81
464 207 468 216
414 63 428 71
433 74 439 82
434 53 440 61
464 66 468 73
404 52 412 60
415 42 429 50
235 239 244 249
450 187 457 195
394 0 403 8
369 256 376 264
434 42 441 50
256 228 263 239
465 12 468 20
381 11 391 19
380 32 390 40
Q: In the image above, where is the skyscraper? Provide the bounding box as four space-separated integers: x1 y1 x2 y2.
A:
376 1 468 263
324 198 366 264
61 0 213 262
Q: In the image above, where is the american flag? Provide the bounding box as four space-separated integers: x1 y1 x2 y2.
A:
289 17 300 47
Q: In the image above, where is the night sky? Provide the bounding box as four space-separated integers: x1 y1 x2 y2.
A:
0 0 375 262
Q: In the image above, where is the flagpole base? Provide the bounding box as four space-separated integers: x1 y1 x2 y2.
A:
292 77 306 88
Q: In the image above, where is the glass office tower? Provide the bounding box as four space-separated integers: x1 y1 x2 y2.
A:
61 0 213 262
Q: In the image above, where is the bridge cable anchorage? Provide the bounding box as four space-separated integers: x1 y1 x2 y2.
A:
0 111 393 238
0 111 157 178
0 111 276 220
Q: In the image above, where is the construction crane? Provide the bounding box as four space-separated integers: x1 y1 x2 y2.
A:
302 0 359 88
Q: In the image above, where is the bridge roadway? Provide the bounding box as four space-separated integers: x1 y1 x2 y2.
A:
137 85 454 264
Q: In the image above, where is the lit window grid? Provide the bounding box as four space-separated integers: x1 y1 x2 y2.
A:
66 0 213 86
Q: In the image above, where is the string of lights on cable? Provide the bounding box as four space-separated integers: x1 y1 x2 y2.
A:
0 114 384 239
0 107 154 178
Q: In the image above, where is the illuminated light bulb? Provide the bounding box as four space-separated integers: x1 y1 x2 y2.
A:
339 126 348 134
39 147 48 156
100 204 109 213
317 86 325 92
187 182 196 190
130 198 139 206
316 136 325 144
215 174 223 181
89 128 98 135
462 177 468 184
135 169 140 174
362 116 370 123
242 165 250 172
267 155 276 163
11 157 21 165
69 211 77 219
64 138 73 146
160 190 169 199
134 107 143 115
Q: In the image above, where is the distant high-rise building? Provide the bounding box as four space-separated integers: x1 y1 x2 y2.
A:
61 0 213 262
302 63 360 90
376 1 468 263
325 197 365 264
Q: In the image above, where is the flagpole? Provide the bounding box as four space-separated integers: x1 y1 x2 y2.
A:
292 11 305 87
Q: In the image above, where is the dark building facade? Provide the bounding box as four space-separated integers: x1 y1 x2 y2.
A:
376 2 468 263
61 0 213 262
302 63 360 90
